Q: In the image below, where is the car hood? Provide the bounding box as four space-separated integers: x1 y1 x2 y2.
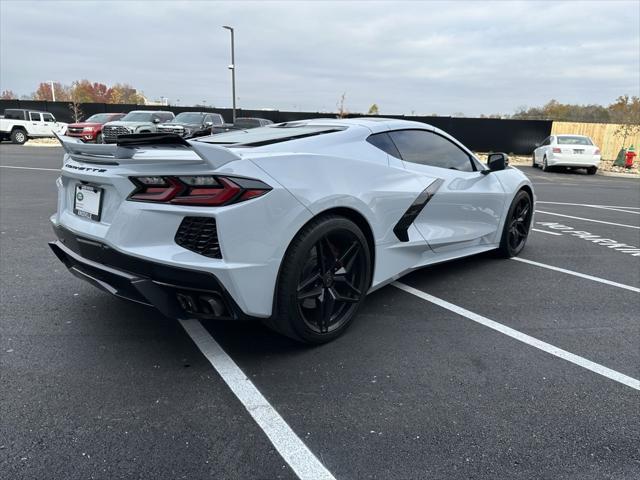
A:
104 121 155 127
158 122 202 128
69 122 102 128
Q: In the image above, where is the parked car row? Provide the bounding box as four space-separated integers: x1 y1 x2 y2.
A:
0 108 602 176
0 108 275 145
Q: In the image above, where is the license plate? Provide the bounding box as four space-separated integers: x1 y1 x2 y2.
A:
73 184 103 221
574 149 585 154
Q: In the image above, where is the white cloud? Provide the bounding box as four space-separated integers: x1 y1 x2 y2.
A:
1 0 638 115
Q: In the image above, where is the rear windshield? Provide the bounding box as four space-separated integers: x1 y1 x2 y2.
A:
557 136 593 145
200 124 345 147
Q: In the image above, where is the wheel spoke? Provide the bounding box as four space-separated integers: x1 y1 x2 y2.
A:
297 272 321 293
330 286 359 303
319 288 335 333
334 276 362 297
297 286 323 301
337 241 360 271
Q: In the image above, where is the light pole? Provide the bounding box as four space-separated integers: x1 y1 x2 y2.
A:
222 25 236 123
49 81 56 102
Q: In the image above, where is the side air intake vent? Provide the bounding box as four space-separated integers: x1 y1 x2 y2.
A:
175 217 222 258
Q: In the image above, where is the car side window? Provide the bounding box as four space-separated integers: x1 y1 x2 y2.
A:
29 112 42 122
42 113 55 123
367 132 402 159
389 129 475 172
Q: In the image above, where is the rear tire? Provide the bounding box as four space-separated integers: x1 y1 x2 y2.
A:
496 190 533 258
265 215 371 344
532 154 537 168
11 129 27 145
586 166 597 175
542 156 551 172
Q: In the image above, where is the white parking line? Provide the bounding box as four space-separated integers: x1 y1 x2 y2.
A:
0 165 60 172
392 282 640 391
536 210 640 230
536 201 640 215
531 228 562 236
179 319 336 480
511 257 640 293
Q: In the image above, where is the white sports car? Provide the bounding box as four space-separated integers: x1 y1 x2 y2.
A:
532 134 601 174
50 118 534 343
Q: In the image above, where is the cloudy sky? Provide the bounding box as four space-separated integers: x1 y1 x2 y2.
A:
1 0 638 116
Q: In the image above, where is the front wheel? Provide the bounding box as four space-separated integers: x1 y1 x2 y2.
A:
11 129 27 145
95 133 103 144
496 190 533 258
267 215 371 344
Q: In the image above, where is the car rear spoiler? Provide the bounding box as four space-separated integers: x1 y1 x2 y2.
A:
55 132 241 169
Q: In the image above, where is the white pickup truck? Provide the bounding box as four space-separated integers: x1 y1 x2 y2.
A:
0 109 68 145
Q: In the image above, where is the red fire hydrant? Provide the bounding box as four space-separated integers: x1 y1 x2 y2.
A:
625 145 636 169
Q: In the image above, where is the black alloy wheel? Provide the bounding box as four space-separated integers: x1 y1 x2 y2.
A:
268 215 371 343
497 190 533 257
296 231 366 334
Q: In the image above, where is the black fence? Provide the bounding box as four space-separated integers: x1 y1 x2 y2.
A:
0 100 551 154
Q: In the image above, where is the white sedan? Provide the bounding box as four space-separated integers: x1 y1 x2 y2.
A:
532 134 601 174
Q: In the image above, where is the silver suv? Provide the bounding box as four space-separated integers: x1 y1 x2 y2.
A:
101 110 175 143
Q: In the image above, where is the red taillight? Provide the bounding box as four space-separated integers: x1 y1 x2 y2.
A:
129 175 271 206
552 147 562 153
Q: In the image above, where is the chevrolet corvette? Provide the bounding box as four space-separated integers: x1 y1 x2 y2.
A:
50 118 534 343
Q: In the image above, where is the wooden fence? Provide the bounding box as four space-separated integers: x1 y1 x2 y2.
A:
551 122 640 160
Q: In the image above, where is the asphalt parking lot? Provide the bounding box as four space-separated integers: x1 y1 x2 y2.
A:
1 145 639 480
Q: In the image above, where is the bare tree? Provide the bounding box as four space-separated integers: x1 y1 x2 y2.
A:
337 93 348 118
68 102 83 122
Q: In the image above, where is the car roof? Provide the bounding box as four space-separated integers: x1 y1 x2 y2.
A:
128 110 173 114
7 109 50 114
556 134 591 138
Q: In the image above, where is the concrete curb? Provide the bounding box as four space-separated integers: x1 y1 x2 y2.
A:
597 170 640 179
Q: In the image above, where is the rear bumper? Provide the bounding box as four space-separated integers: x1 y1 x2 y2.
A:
548 153 600 167
49 225 247 321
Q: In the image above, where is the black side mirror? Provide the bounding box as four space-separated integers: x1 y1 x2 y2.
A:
483 153 509 174
153 118 161 124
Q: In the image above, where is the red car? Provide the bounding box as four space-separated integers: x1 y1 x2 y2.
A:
66 113 126 143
